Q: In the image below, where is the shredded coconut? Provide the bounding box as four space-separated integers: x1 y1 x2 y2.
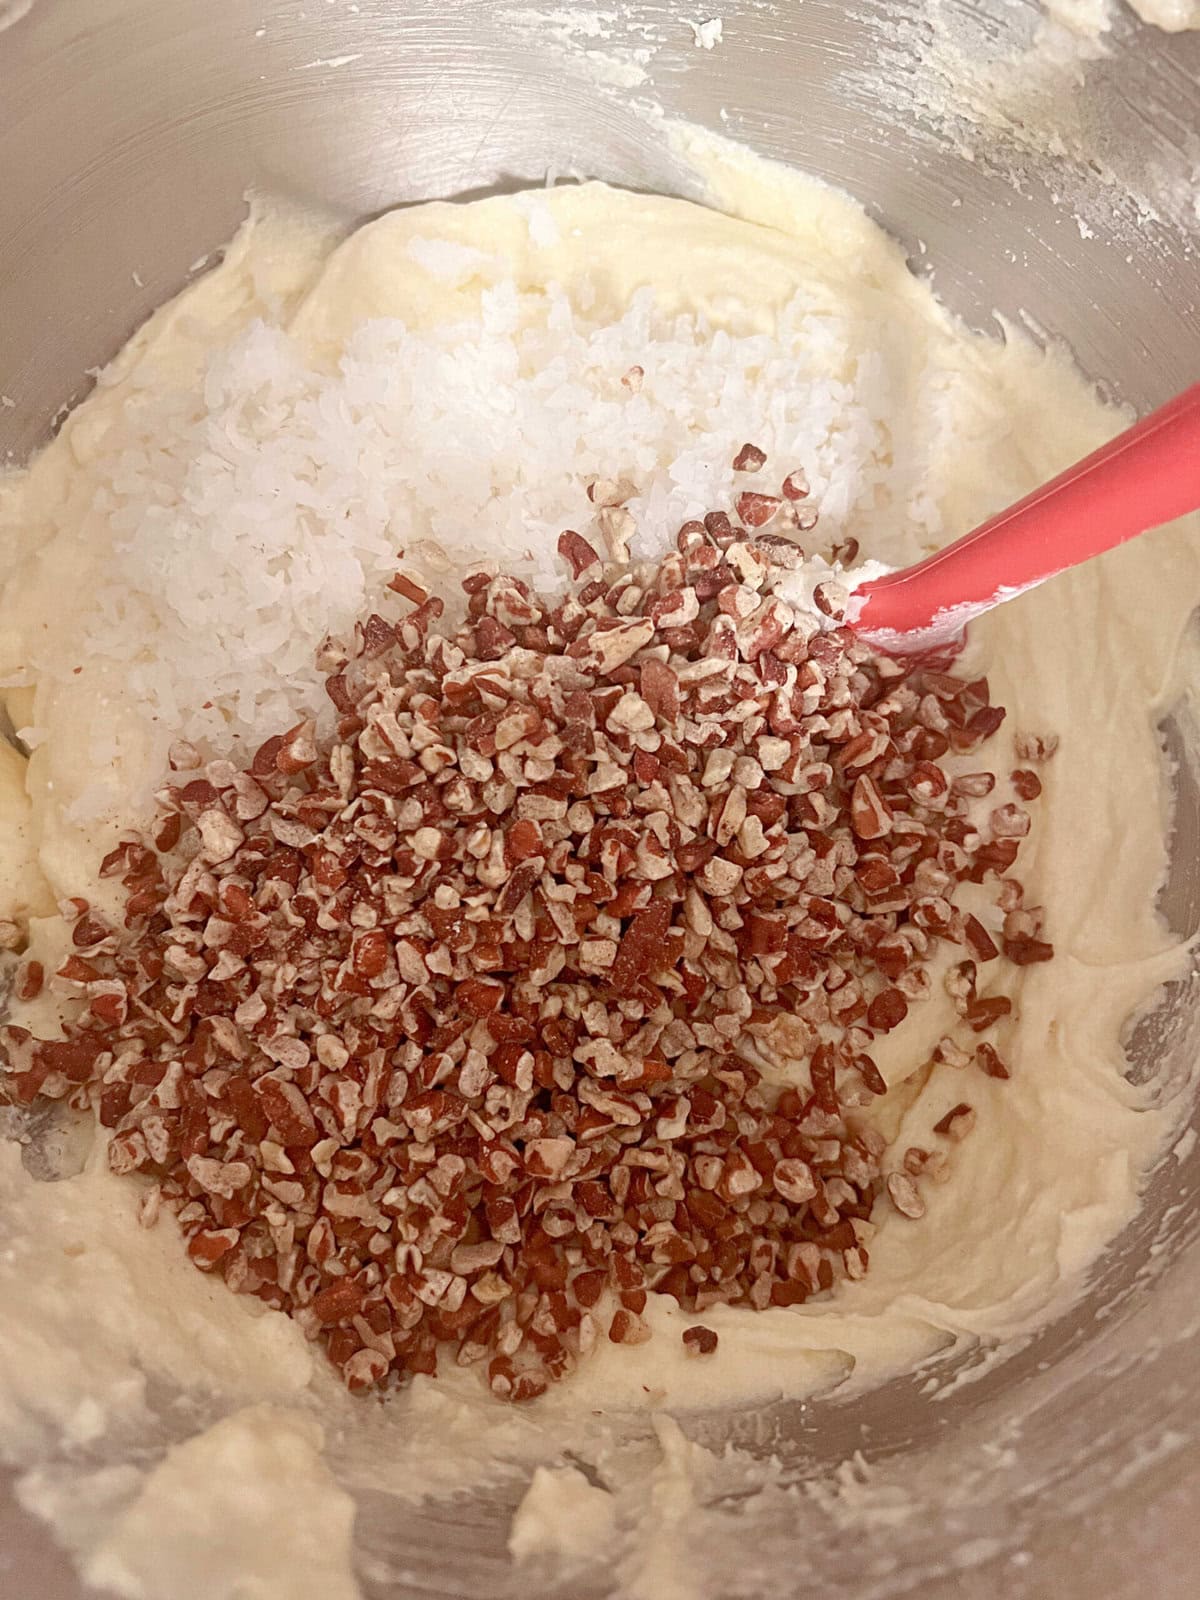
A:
61 281 952 773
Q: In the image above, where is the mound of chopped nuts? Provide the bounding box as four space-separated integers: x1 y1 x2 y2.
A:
1 483 1056 1402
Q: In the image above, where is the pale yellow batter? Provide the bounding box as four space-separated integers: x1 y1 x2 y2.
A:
0 135 1197 1597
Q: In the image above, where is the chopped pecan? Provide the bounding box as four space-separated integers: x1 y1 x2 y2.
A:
682 1325 719 1356
1 492 1051 1404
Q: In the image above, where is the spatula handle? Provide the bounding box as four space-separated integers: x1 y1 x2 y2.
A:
852 382 1200 642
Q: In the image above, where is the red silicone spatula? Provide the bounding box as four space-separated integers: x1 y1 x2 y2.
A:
849 382 1200 652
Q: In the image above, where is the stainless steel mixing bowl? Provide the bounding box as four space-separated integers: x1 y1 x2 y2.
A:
2 2 1200 1597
